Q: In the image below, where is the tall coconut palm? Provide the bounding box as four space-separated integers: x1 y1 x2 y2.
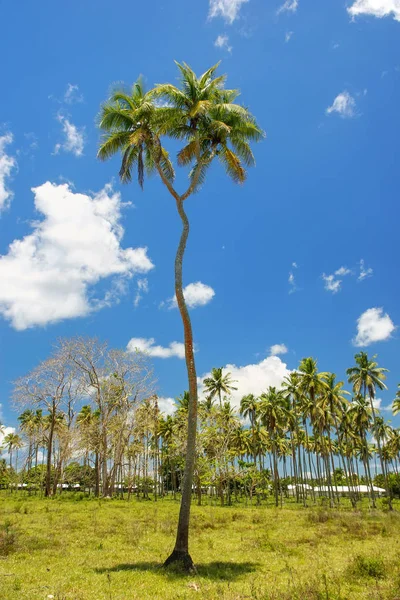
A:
240 394 259 465
259 386 288 507
18 409 37 470
347 352 390 507
203 368 238 407
3 433 23 481
319 373 351 502
98 61 263 570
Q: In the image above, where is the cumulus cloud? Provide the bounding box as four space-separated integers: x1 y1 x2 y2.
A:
157 397 177 416
358 259 373 281
134 278 149 308
277 0 298 14
215 34 232 52
198 355 290 410
270 344 288 356
127 337 185 359
326 91 356 118
353 307 396 347
209 0 249 23
0 133 16 212
285 31 294 42
166 281 215 309
348 0 400 21
0 182 154 330
64 83 83 104
54 115 85 157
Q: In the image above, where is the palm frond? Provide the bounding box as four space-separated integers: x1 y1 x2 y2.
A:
157 146 175 182
177 140 198 166
97 131 131 161
119 145 139 184
219 147 246 184
230 138 255 167
98 105 134 132
199 62 221 87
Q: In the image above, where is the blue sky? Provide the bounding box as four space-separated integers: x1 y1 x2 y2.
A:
0 0 399 430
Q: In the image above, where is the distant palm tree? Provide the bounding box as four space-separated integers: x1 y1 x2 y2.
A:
18 409 37 470
347 352 391 508
392 384 400 416
203 368 237 407
240 394 259 465
259 386 288 507
3 433 23 479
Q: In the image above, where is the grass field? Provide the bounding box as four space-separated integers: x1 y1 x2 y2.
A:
1 494 400 600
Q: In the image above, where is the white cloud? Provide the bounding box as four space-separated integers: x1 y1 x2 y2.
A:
134 278 149 307
198 355 290 410
372 398 382 409
285 31 294 42
0 182 154 330
335 266 351 276
214 34 232 52
127 337 185 359
64 83 83 104
326 91 356 118
322 267 351 293
288 271 297 294
54 115 84 157
322 274 341 293
0 134 16 213
209 0 248 23
270 344 288 356
277 0 298 14
358 259 373 281
353 307 396 347
157 397 176 416
348 0 400 21
167 281 215 309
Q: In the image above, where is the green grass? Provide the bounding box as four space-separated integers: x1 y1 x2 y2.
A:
1 493 400 600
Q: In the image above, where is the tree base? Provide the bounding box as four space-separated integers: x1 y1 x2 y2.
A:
163 550 195 572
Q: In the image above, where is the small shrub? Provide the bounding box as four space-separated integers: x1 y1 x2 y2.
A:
351 554 386 579
0 520 17 556
307 510 330 524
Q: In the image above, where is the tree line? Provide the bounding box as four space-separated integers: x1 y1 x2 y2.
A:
2 339 400 510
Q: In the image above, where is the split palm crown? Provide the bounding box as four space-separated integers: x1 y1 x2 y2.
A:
97 62 264 192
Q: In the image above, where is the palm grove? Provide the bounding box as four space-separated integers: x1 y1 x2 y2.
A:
2 344 400 539
2 63 399 570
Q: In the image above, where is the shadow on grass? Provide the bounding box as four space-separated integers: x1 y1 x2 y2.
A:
95 561 259 581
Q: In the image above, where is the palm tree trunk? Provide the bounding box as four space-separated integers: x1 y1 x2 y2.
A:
164 198 198 571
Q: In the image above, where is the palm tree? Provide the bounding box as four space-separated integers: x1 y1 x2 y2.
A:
98 61 263 569
240 394 259 466
3 433 23 487
347 352 390 507
259 386 288 507
18 409 37 471
203 368 238 407
319 373 351 503
392 385 400 416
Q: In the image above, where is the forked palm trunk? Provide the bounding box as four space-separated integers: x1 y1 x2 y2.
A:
164 198 198 571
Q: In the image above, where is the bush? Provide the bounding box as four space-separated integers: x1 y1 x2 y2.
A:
351 554 386 579
0 521 17 556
